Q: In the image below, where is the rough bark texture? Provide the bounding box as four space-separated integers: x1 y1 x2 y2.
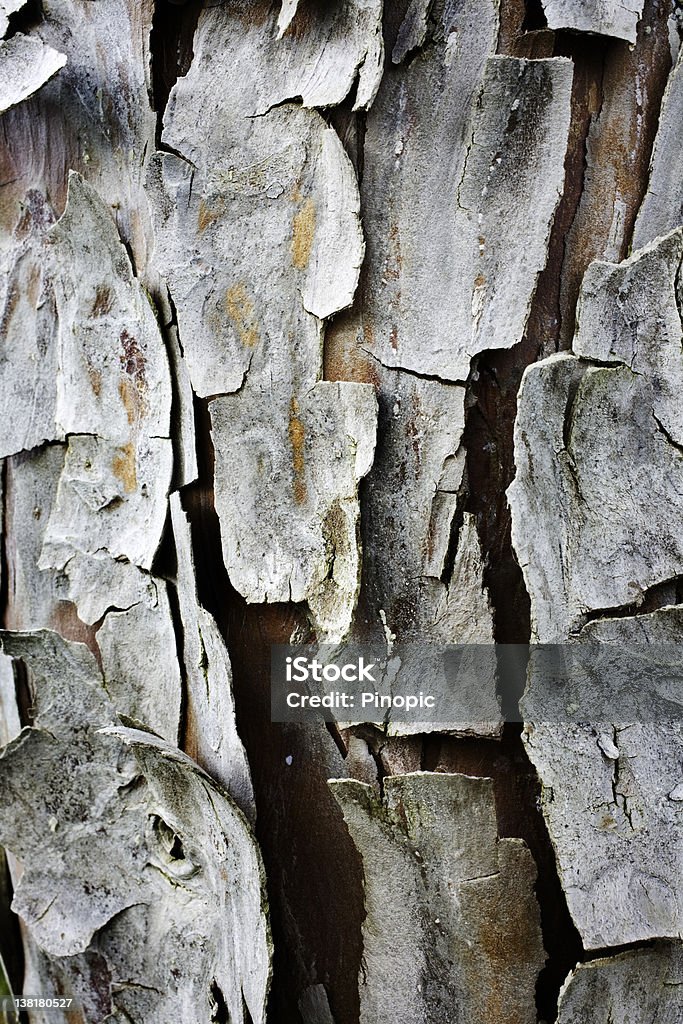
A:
0 1 682 1023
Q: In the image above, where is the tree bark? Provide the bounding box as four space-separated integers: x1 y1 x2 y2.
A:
0 1 681 1022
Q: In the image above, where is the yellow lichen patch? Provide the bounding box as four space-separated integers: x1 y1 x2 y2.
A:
198 199 220 233
26 263 41 310
118 377 146 425
288 396 307 505
112 441 137 494
291 197 316 270
225 283 260 348
87 362 102 397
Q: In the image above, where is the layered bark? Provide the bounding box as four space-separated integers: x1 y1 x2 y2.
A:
0 1 681 1023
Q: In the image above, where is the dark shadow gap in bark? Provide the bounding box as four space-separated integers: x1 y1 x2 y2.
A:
180 397 365 1024
541 30 608 353
12 657 32 728
580 574 683 628
461 339 534 652
209 979 229 1024
149 0 204 143
0 458 8 631
6 0 42 38
452 9 613 1018
0 850 23 1003
423 723 583 1023
522 0 548 33
556 0 674 348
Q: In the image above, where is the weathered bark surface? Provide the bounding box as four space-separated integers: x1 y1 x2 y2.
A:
330 772 545 1024
0 1 681 1023
556 943 683 1022
540 0 646 43
0 34 65 114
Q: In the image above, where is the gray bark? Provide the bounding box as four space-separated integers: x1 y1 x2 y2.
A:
0 1 681 1023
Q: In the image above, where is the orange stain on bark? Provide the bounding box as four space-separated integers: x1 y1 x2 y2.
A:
291 197 316 270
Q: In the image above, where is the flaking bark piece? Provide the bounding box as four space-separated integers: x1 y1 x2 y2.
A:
351 368 495 663
359 49 572 381
541 0 645 44
0 631 272 1023
167 321 198 488
96 585 182 744
56 550 182 742
153 0 368 398
7 0 158 272
151 111 363 397
387 514 500 738
258 0 384 112
40 434 172 572
0 653 20 746
108 728 272 1024
556 943 683 1022
170 493 255 818
4 444 69 631
177 0 383 114
1 173 173 567
573 229 683 443
391 0 432 64
210 381 377 639
0 630 148 957
58 550 158 627
509 232 683 640
0 191 59 460
522 608 683 949
47 173 171 445
633 48 683 249
330 772 544 1024
0 34 66 114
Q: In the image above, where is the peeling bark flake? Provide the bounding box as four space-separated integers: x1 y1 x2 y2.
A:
556 943 683 1021
171 492 255 819
0 34 66 114
509 229 683 640
330 772 545 1024
210 382 377 640
0 630 272 1024
541 0 646 44
633 46 683 249
522 608 683 949
356 27 572 380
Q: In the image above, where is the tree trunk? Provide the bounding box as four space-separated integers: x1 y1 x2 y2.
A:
0 1 681 1022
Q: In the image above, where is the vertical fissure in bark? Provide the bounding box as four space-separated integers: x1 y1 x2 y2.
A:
180 397 365 1024
448 10 615 1020
461 341 534 651
556 0 674 347
0 850 23 1001
536 32 608 354
149 0 204 141
0 459 8 632
422 725 583 1023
